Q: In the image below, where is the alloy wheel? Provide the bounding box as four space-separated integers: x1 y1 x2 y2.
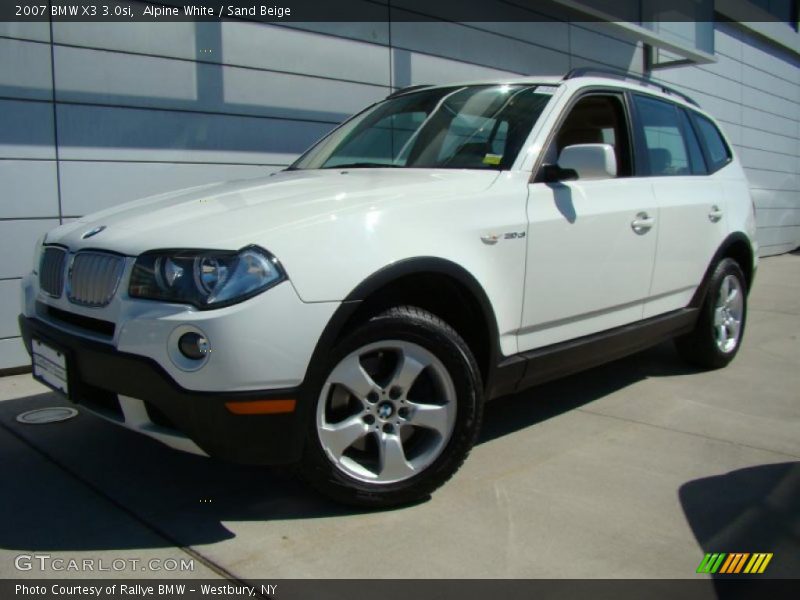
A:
316 340 457 484
714 274 744 353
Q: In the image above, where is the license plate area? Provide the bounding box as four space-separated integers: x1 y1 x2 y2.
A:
32 338 69 396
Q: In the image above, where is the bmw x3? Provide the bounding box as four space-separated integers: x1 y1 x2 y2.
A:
20 69 757 506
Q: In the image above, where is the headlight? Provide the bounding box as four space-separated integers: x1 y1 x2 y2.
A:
129 246 286 309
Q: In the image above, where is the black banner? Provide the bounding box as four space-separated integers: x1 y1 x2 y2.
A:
4 579 800 600
0 0 795 22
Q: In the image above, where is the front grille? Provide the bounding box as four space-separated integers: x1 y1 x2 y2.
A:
68 252 125 307
39 247 67 297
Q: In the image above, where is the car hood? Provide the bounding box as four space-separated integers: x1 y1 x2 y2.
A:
47 169 500 255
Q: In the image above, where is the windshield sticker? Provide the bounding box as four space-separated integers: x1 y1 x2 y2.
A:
482 153 502 166
535 86 558 95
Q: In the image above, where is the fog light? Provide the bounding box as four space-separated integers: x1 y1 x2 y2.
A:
178 332 210 360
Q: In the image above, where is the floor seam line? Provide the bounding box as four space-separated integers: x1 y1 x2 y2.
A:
574 408 800 460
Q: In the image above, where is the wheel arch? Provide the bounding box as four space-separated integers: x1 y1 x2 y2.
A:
691 232 756 309
302 257 503 399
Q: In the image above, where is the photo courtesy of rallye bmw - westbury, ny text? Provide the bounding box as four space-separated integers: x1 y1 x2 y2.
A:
14 584 276 597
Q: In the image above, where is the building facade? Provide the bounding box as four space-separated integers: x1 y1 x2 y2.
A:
1 1 798 370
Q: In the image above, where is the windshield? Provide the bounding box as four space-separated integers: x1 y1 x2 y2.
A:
290 84 553 171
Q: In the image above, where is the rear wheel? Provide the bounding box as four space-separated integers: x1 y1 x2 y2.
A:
675 258 747 369
299 306 483 507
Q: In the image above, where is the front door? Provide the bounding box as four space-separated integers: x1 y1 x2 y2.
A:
519 92 658 352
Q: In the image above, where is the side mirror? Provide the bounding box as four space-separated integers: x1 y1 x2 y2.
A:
540 164 578 183
556 143 617 180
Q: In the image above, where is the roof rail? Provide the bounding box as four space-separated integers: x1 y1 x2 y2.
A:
386 84 432 99
562 67 699 107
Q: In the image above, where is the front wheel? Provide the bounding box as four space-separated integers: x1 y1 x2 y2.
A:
675 258 748 369
299 306 483 507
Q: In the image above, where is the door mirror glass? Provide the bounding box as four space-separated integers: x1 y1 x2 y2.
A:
557 143 617 180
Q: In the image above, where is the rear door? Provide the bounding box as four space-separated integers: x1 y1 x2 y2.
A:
630 95 729 318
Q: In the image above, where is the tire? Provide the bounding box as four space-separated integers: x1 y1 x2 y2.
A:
299 306 483 507
675 258 748 369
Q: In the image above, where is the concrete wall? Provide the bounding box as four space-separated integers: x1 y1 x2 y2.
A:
0 9 797 370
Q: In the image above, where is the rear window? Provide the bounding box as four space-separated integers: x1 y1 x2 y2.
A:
691 112 732 173
677 108 707 175
633 94 691 176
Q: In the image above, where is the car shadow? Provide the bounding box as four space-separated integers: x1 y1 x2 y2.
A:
679 462 800 581
0 391 359 551
479 340 699 443
0 341 699 552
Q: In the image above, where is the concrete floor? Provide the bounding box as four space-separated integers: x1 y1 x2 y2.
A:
1 253 798 580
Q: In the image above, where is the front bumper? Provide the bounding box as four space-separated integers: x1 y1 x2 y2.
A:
20 314 308 465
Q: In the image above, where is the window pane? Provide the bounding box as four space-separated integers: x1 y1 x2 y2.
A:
410 86 550 169
293 85 551 171
633 95 690 176
678 109 707 174
324 112 426 168
552 94 631 177
693 113 731 172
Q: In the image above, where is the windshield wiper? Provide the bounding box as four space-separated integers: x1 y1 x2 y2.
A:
320 162 402 169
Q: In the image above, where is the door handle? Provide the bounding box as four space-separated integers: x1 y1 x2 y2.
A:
708 205 723 223
631 212 655 235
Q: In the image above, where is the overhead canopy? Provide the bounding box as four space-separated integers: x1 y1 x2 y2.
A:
555 0 716 65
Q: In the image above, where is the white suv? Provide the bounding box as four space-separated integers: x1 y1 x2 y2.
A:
20 70 757 506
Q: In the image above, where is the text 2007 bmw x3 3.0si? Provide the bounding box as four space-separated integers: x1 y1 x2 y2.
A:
20 70 757 507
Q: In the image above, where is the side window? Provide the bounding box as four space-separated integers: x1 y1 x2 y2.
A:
633 94 691 176
691 112 732 173
677 108 707 174
547 94 632 177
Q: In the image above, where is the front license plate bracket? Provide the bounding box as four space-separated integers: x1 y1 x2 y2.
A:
32 338 69 396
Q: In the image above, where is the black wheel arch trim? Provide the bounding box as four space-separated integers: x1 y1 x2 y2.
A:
690 231 756 309
301 257 508 400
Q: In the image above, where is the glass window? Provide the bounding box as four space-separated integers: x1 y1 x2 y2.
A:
547 94 632 177
322 111 426 168
291 85 552 171
677 108 707 174
691 112 732 173
437 115 508 162
633 95 691 176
